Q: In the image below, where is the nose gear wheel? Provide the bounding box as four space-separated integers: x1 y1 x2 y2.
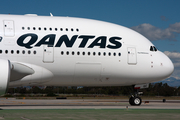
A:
129 96 142 106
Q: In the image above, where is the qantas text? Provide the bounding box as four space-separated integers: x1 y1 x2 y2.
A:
17 33 122 49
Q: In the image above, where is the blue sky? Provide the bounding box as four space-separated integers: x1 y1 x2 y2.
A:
0 0 179 52
0 0 180 83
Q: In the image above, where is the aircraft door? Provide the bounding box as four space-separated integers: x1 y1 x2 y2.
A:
3 20 15 37
43 45 54 63
127 47 137 65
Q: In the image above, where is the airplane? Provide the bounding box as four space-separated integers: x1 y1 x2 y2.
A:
0 14 174 106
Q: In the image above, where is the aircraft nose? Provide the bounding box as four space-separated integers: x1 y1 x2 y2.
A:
159 51 174 78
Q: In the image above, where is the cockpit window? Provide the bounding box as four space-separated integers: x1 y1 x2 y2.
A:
154 46 157 51
150 46 158 52
150 46 153 51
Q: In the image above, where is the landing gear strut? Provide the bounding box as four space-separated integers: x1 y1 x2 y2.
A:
129 87 142 106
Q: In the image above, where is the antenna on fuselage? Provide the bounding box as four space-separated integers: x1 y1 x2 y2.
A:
50 13 53 17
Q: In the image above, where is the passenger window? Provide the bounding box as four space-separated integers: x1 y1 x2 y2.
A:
98 52 101 56
61 51 64 55
82 52 85 55
114 52 116 56
93 52 96 56
66 51 69 55
77 51 80 55
119 53 121 56
72 51 75 55
33 51 36 54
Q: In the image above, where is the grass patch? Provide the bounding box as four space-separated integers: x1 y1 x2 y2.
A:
0 109 180 120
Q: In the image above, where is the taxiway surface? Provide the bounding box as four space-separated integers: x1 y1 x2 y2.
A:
0 98 180 109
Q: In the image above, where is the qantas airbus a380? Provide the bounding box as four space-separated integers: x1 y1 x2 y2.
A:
0 14 174 105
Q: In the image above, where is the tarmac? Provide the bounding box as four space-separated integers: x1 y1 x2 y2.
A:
0 98 180 109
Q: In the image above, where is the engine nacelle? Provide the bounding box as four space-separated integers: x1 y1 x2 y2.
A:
0 59 11 96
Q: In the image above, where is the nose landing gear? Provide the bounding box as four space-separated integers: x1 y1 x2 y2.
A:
129 95 142 106
129 86 142 106
129 84 149 106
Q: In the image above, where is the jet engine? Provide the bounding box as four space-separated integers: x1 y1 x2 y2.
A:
0 59 11 96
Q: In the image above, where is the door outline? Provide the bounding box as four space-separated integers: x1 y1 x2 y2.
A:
43 45 54 63
3 20 15 37
127 47 137 65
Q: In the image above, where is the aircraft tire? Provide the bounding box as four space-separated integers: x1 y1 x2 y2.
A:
129 96 142 106
129 96 135 105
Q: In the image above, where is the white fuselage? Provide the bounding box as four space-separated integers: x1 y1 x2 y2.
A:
0 14 174 88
